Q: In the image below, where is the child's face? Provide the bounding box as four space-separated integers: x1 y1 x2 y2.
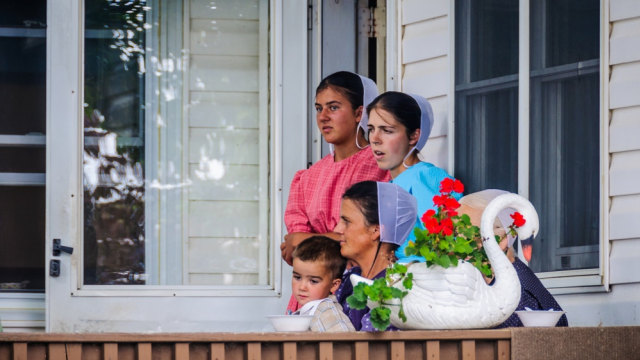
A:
291 258 341 306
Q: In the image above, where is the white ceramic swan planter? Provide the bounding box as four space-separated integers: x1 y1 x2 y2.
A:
350 193 539 329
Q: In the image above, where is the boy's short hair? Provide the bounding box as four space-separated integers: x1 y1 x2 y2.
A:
292 236 347 280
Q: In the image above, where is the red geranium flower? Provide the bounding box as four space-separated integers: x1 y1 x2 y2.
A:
452 179 464 194
424 217 442 234
441 217 454 236
443 197 460 211
510 212 526 227
439 178 465 194
433 195 447 207
421 209 436 225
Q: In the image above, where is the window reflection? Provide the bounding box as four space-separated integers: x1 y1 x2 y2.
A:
83 0 147 285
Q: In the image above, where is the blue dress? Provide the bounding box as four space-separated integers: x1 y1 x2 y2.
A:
391 162 459 263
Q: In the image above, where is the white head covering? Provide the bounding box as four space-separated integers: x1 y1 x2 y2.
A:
355 74 379 149
403 93 435 166
459 189 518 248
376 182 418 246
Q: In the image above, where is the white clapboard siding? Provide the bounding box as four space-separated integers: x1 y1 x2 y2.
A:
610 17 640 65
401 0 451 173
610 0 640 22
189 92 259 128
609 194 640 240
609 150 640 196
609 106 640 153
0 295 45 332
186 0 265 284
190 0 258 20
609 61 640 109
189 164 259 201
189 201 259 237
428 95 448 138
607 1 640 287
188 237 259 273
609 238 640 284
189 128 259 165
419 136 448 170
189 55 259 92
402 0 447 25
403 56 449 99
191 19 259 56
402 16 448 64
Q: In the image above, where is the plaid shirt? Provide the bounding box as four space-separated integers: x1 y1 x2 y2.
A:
285 149 390 234
309 296 355 332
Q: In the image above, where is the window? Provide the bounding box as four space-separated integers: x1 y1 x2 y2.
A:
0 1 46 293
82 0 271 287
455 0 600 274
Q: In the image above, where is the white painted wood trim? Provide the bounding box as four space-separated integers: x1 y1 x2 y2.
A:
258 0 269 285
602 0 611 292
517 0 530 201
447 0 455 175
386 0 399 91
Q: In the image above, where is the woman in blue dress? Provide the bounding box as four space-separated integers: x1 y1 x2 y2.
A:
365 92 459 262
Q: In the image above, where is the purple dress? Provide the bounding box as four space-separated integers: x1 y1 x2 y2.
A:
495 258 568 328
335 266 398 332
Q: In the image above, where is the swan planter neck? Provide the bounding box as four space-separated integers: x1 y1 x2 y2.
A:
349 192 539 330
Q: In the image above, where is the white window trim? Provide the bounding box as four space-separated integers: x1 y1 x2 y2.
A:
448 0 610 294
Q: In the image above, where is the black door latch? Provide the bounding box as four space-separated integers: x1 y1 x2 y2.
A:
53 238 74 256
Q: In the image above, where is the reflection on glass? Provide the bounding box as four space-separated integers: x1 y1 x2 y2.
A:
83 0 147 285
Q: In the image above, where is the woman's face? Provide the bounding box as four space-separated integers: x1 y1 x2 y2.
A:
334 199 380 263
315 87 362 147
368 108 419 178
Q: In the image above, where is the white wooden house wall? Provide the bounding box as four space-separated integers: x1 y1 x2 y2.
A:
185 0 267 285
397 0 640 326
400 0 451 171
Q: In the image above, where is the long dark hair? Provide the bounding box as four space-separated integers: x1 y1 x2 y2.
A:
367 91 421 138
316 71 364 111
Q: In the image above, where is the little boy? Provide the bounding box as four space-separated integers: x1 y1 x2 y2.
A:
289 236 355 332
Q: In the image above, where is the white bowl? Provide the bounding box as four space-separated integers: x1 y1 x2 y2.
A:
266 315 312 332
515 310 565 327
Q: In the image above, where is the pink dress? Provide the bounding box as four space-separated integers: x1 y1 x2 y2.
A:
285 148 389 313
285 148 390 234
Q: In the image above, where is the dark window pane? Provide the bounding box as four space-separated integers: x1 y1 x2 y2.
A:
0 37 46 135
531 0 599 69
455 87 519 194
0 1 46 28
455 0 519 84
0 186 45 292
0 147 45 173
529 72 599 272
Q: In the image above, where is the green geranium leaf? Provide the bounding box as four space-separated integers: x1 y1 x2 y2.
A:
402 273 413 290
369 306 391 331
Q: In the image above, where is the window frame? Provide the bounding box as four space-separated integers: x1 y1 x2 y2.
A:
449 0 610 294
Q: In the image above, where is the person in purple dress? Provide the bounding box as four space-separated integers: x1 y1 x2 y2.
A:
333 181 417 331
458 190 568 328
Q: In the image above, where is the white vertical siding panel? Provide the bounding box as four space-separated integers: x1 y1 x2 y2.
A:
609 238 640 284
609 150 640 196
190 56 259 92
609 106 640 152
402 17 448 63
189 128 259 165
609 194 640 240
402 0 448 25
610 0 640 22
609 17 640 65
189 164 259 201
609 61 640 109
